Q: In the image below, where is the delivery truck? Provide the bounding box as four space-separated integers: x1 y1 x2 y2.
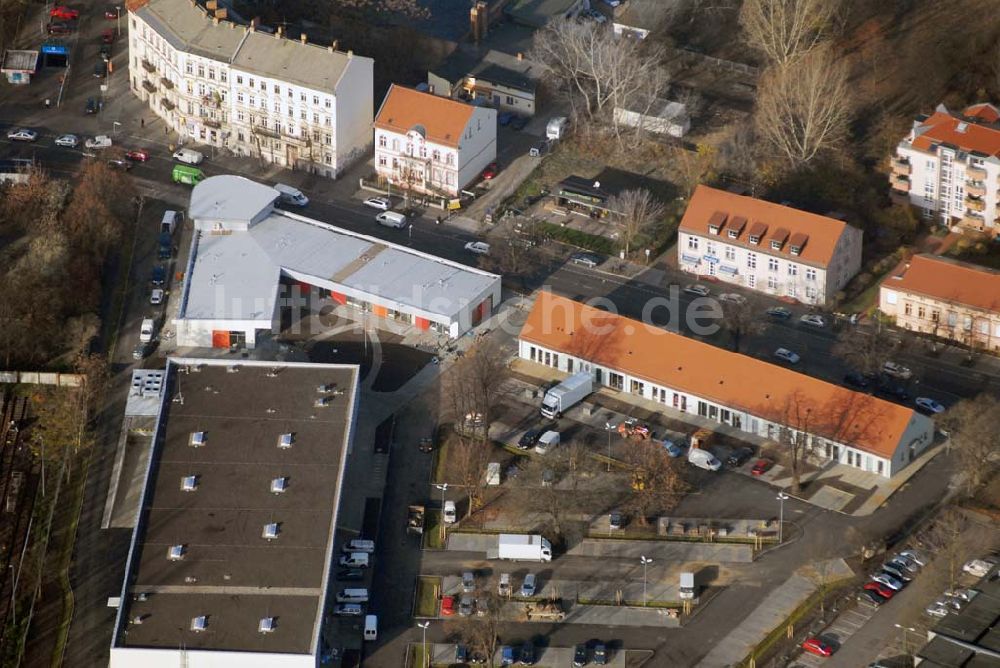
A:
497 534 552 562
679 572 696 600
540 371 593 418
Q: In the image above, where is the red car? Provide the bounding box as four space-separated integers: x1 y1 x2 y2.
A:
481 162 498 180
125 149 150 162
46 21 72 35
101 28 115 44
104 5 119 19
50 6 79 20
801 637 834 657
440 595 455 616
751 458 773 476
863 581 894 599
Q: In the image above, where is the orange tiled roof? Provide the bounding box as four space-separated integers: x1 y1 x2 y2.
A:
883 254 1000 314
678 185 851 267
910 108 1000 156
963 103 1000 124
374 84 475 148
520 291 921 459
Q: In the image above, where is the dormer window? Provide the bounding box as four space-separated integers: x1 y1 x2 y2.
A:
709 224 720 235
770 240 782 250
707 211 727 236
748 235 760 245
790 245 802 256
727 229 738 239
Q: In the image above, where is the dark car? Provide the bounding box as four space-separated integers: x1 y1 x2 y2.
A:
593 643 608 665
858 589 886 607
520 641 536 666
85 97 98 114
104 5 119 19
101 28 114 44
107 158 131 171
766 306 792 320
47 21 72 35
93 61 107 78
498 111 515 126
727 446 754 467
518 428 543 450
609 510 625 530
510 115 529 130
455 645 470 663
573 644 588 666
100 44 112 61
844 371 871 389
151 265 166 286
876 381 909 401
336 568 365 581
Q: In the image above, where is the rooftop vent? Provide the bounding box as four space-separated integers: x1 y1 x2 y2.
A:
957 122 968 133
181 475 198 492
259 617 276 633
131 615 145 625
168 544 186 561
262 522 280 540
191 616 207 632
190 431 206 447
226 365 240 373
271 477 288 493
278 433 294 449
314 397 331 408
316 383 336 393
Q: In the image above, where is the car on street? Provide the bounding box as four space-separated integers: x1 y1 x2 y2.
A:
574 644 588 666
151 265 166 286
801 637 834 657
107 158 131 171
100 44 112 61
510 115 529 130
751 458 773 476
871 573 904 590
843 370 872 389
7 128 38 142
882 361 913 380
126 149 150 162
683 283 710 297
766 306 792 320
47 21 72 34
501 645 516 666
799 314 827 327
773 347 801 364
609 510 625 530
661 438 685 458
727 446 754 467
458 594 474 616
915 397 945 414
926 601 951 618
518 428 543 450
899 549 926 566
440 595 455 616
50 6 79 20
719 293 746 304
520 573 536 597
570 252 601 268
462 571 475 593
858 589 886 607
104 5 119 19
863 581 895 599
93 61 107 77
85 135 113 149
464 241 490 255
54 134 79 147
132 342 149 360
593 644 608 665
363 196 391 211
336 568 365 581
481 162 498 180
101 28 114 43
332 603 364 616
520 641 536 665
529 138 549 157
85 97 99 114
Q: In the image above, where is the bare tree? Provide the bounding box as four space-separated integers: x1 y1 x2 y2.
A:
512 439 601 541
832 321 898 376
754 46 852 168
622 439 687 524
607 188 665 257
719 295 766 353
938 394 1000 496
672 143 719 199
739 0 840 66
480 233 542 289
447 591 503 668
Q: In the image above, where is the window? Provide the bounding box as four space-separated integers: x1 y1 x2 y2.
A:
325 116 331 127
236 92 244 103
770 240 782 250
287 88 293 98
378 135 386 147
979 320 989 334
787 264 797 276
274 101 280 112
248 77 255 87
220 70 227 83
259 80 265 90
747 253 756 269
805 268 817 282
249 96 255 107
768 258 779 272
300 93 306 102
288 107 293 117
300 110 306 120
236 75 243 85
313 95 319 105
378 156 387 166
630 380 645 395
324 134 332 145
186 62 193 74
767 276 777 290
706 241 715 255
747 275 756 288
313 113 320 124
236 110 245 122
432 149 440 161
687 237 699 251
805 286 818 300
325 98 332 109
725 247 736 261
904 302 912 316
208 67 215 80
727 229 738 239
748 234 760 245
197 65 204 77
786 285 796 297
931 310 939 322
506 95 514 105
446 153 454 165
963 315 972 331
609 372 624 390
917 306 925 319
273 84 280 94
237 131 245 142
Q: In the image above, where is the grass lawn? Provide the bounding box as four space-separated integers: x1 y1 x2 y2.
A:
424 509 445 549
844 274 885 314
414 576 440 617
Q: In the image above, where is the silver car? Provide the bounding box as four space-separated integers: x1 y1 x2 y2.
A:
55 133 79 147
773 348 801 364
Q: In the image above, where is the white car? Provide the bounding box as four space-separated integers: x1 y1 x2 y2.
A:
898 549 926 566
871 573 904 591
799 314 827 328
963 558 997 578
85 135 113 149
149 288 164 305
915 397 945 414
683 284 710 297
718 293 746 305
54 134 79 148
882 361 912 380
464 241 490 255
443 500 457 524
7 128 38 142
603 0 621 5
773 348 801 364
925 601 950 618
363 196 391 211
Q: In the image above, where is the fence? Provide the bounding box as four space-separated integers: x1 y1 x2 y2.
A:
0 372 84 387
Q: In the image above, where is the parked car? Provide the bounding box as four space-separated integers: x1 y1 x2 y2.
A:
104 5 119 19
462 571 475 593
529 138 549 157
333 603 364 616
7 128 38 142
336 568 365 581
766 306 792 320
93 61 107 77
843 371 872 389
876 380 909 401
963 557 998 577
126 149 149 162
100 44 112 61
899 549 926 566
944 588 978 602
443 500 457 524
132 342 149 360
683 283 710 297
727 446 754 467
890 554 921 573
799 314 827 327
864 581 895 599
458 594 474 616
101 28 114 43
662 438 685 458
593 644 608 665
54 134 79 147
801 637 834 657
440 595 455 616
574 644 589 666
915 397 946 414
47 21 72 35
363 196 391 211
858 589 886 607
882 361 913 380
501 645 516 666
498 111 515 126
585 8 607 22
609 510 625 530
871 573 904 591
456 645 470 663
518 428 543 450
881 563 912 582
570 252 601 268
85 135 113 149
520 641 536 665
50 6 79 20
85 97 99 114
107 158 131 171
464 241 490 255
520 573 536 597
751 458 773 476
718 293 746 304
481 162 498 180
510 115 529 130
773 347 801 364
926 601 950 618
498 573 511 597
603 0 621 6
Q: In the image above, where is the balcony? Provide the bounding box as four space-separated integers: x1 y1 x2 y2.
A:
141 80 156 94
890 156 911 176
202 118 221 129
960 213 987 232
966 164 987 180
141 59 155 74
202 94 221 109
965 195 986 212
890 174 910 192
966 180 987 197
160 77 173 90
253 125 279 139
161 99 175 112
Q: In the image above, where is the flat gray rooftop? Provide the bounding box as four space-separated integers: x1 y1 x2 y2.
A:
115 359 358 655
135 0 248 62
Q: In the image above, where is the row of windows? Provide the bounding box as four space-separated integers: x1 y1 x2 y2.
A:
376 158 457 186
233 93 333 126
377 136 456 165
234 75 332 109
688 237 818 281
902 302 1000 335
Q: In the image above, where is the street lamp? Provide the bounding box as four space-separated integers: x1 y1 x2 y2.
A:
895 623 916 665
604 422 615 472
776 491 789 543
417 621 430 668
640 556 653 607
435 483 448 543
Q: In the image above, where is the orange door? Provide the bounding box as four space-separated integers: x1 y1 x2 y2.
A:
330 291 347 305
414 317 430 330
372 304 388 318
211 330 230 348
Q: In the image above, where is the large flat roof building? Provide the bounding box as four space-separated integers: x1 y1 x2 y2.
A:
916 562 1000 666
175 175 501 348
109 358 360 668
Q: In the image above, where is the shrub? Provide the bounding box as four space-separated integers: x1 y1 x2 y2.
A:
536 222 616 255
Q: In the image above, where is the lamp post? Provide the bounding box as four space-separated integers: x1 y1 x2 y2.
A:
895 623 915 666
417 621 430 667
604 422 614 472
640 556 652 607
435 483 448 544
776 491 789 544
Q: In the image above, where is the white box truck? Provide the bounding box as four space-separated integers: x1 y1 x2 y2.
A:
540 371 593 418
679 572 696 600
497 534 552 562
546 116 568 141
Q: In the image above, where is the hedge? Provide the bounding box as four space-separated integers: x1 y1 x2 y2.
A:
536 222 616 255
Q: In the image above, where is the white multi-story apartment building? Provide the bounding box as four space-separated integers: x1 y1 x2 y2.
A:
374 85 496 197
677 185 863 306
891 102 1000 237
128 0 373 178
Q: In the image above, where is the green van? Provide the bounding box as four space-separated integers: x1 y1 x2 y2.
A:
172 164 204 185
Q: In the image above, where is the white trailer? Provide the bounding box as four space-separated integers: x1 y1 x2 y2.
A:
497 534 552 562
540 371 593 418
679 572 696 599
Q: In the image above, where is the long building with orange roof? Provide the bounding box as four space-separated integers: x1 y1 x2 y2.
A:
891 102 1000 237
518 291 935 478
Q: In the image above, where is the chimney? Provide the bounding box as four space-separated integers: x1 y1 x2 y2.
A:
429 84 435 95
332 40 339 50
517 52 523 61
347 49 353 57
300 32 307 44
206 0 217 9
275 25 282 39
249 18 257 31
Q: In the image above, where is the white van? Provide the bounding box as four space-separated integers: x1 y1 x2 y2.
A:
339 552 370 568
160 210 181 234
375 211 407 229
139 318 155 343
688 448 721 471
363 614 377 641
172 148 204 165
486 462 501 486
342 539 375 554
535 430 560 455
274 183 309 207
443 500 457 524
334 588 369 603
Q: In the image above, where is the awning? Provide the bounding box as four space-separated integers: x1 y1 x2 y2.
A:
702 255 719 264
681 254 699 264
719 265 738 276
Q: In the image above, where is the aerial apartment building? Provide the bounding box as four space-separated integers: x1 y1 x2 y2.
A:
128 0 373 178
890 102 1000 237
678 185 862 306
